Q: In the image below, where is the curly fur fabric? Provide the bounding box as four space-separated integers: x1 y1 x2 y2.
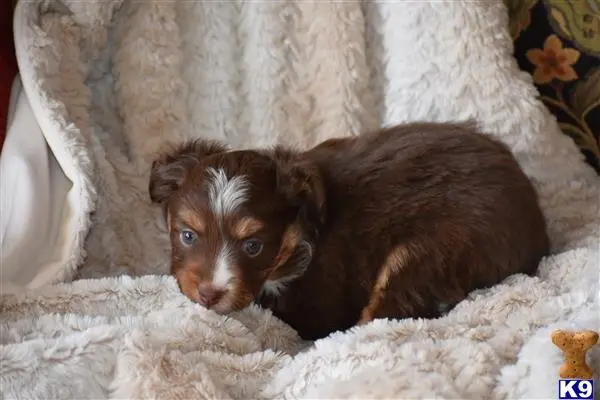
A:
2 1 599 398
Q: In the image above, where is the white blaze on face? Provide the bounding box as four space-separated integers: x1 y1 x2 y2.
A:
213 243 234 287
205 167 249 289
206 168 249 217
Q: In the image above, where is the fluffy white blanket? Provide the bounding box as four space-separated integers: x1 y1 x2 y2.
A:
2 1 599 398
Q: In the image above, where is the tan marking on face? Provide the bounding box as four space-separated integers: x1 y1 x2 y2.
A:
232 217 264 240
228 278 256 311
179 208 206 233
357 245 410 325
268 223 303 278
175 268 201 303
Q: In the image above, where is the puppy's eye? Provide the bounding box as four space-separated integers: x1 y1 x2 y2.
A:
180 229 197 246
243 238 263 257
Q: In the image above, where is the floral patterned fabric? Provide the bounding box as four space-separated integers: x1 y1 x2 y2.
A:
506 0 600 173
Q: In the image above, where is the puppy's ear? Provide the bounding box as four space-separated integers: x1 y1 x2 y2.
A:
271 147 326 226
149 140 227 204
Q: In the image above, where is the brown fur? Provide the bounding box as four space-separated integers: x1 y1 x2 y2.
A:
149 122 550 340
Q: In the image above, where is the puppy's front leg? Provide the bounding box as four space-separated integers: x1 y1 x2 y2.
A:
357 243 445 325
357 244 413 325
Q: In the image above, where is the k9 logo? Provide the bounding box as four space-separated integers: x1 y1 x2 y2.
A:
558 379 594 400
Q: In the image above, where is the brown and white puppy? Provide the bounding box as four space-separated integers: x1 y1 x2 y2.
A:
149 122 550 340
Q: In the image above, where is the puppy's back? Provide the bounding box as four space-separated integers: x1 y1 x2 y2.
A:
285 122 550 337
318 121 549 273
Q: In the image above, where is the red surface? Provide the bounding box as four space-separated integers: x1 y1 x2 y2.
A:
0 1 18 152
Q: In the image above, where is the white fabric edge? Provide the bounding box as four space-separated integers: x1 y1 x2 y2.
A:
1 75 71 288
12 2 90 286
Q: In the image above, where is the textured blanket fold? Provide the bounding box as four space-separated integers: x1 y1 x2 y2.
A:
2 0 599 398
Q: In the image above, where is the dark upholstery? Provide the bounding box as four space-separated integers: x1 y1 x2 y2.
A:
506 0 600 174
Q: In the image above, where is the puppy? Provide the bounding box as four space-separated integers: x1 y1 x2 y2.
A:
149 122 550 340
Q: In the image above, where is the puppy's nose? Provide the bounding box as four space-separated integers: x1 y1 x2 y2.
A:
198 284 226 307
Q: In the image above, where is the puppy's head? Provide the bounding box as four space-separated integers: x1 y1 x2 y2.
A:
149 140 325 313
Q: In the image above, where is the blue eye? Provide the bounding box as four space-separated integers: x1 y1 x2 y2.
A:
180 229 197 246
243 238 263 257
